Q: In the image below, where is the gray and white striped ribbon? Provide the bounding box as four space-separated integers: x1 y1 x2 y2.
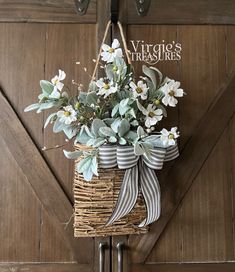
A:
98 144 179 227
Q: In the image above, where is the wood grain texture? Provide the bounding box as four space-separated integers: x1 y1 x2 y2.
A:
0 263 91 272
128 69 235 263
44 23 97 199
126 0 235 25
0 137 41 262
0 89 93 263
132 263 235 272
0 0 96 23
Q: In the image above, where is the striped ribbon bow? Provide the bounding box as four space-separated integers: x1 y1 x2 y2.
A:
98 144 179 227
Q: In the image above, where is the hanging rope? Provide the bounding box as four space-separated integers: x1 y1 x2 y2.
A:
91 21 132 83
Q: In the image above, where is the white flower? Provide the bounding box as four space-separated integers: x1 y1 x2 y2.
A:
130 80 148 100
101 39 123 63
50 70 66 99
57 105 77 125
161 79 184 107
160 127 179 146
140 103 163 128
96 78 118 98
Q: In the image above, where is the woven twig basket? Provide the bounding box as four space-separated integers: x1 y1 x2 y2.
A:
73 144 148 237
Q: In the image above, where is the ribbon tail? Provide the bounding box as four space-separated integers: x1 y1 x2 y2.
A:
138 162 161 227
105 165 139 226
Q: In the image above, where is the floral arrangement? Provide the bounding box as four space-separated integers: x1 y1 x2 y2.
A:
25 39 185 181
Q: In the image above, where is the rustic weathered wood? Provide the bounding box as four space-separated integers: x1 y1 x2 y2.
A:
129 71 235 263
126 0 235 25
0 89 93 263
0 137 41 261
0 263 91 272
0 0 96 23
132 263 235 272
43 23 97 199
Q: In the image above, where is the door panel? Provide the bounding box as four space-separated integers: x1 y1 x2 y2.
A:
121 1 235 271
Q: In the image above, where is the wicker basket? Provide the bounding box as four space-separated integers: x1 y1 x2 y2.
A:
73 144 148 237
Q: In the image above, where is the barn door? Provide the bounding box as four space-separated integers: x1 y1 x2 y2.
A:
0 1 112 271
111 1 235 272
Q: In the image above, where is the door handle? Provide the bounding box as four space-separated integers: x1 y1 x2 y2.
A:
116 242 124 272
99 242 107 272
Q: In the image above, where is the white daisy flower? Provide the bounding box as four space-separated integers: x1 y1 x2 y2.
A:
101 39 123 63
96 78 118 98
161 79 184 107
130 80 148 100
57 105 77 125
160 127 179 146
140 103 163 128
50 69 66 99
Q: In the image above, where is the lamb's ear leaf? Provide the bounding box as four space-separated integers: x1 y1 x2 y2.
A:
111 103 119 117
98 127 116 137
108 136 117 143
134 142 144 155
63 150 83 159
119 137 127 145
86 91 98 105
63 125 77 139
111 118 121 133
142 65 156 89
150 66 163 86
118 119 130 137
76 157 92 173
91 118 106 137
53 118 66 133
24 103 40 112
137 126 146 138
40 80 54 95
44 112 57 128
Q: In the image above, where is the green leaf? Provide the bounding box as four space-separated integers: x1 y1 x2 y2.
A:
24 103 40 112
88 81 97 92
83 168 94 181
44 112 57 128
63 150 83 159
111 103 119 117
111 118 121 133
125 131 138 143
108 136 117 143
91 119 106 137
53 118 66 133
75 126 93 144
119 104 130 116
118 119 130 137
127 108 136 118
98 127 116 137
130 120 139 126
134 142 144 155
93 138 106 147
120 98 129 107
157 104 167 117
137 126 146 138
142 65 156 89
119 137 127 145
86 91 98 105
78 91 87 105
91 156 98 176
63 126 77 139
40 80 54 95
37 101 56 112
150 66 163 86
137 100 146 114
76 157 92 173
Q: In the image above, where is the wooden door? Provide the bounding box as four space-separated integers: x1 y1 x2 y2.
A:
0 1 111 271
111 1 235 272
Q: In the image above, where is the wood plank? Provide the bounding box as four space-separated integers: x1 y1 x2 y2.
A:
132 263 235 272
43 23 96 199
0 0 96 23
0 89 93 263
129 71 235 263
0 137 41 261
0 263 91 272
126 0 235 25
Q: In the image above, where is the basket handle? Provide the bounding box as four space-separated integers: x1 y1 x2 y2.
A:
91 21 132 83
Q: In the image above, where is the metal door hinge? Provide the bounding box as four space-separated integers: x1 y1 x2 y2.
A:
74 0 90 15
135 0 151 16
